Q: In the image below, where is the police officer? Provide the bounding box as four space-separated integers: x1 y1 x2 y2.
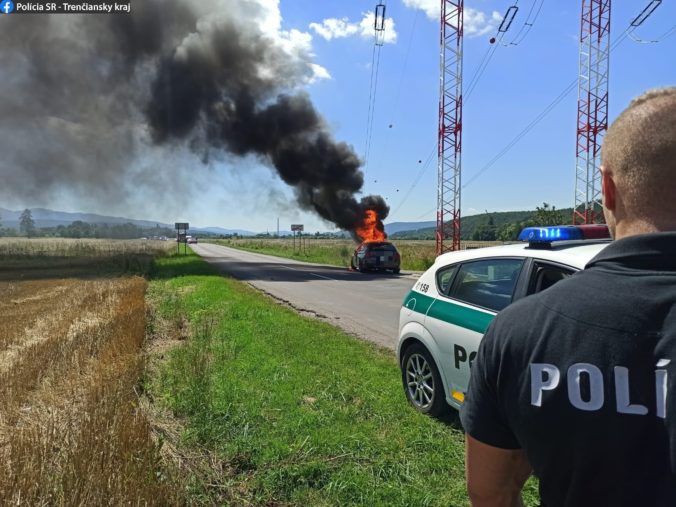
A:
460 87 676 507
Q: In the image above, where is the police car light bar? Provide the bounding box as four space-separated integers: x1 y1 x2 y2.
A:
576 224 612 239
518 225 610 244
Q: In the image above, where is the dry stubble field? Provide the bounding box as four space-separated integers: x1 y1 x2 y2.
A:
0 238 178 505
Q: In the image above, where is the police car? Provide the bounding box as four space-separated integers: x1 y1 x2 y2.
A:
397 225 612 416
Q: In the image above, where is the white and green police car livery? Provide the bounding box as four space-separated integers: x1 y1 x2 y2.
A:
397 225 611 416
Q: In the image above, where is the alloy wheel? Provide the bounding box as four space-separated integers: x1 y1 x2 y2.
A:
405 353 435 410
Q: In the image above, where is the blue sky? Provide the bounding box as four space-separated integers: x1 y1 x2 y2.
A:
185 0 676 232
9 0 675 232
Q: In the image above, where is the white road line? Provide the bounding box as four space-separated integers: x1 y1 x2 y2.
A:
310 272 337 281
279 264 338 282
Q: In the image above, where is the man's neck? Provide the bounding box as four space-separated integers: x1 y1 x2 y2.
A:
614 219 676 240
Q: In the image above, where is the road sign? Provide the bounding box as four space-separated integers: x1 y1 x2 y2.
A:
291 224 304 232
175 222 189 255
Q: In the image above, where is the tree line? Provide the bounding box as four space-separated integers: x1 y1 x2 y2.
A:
0 209 175 239
472 203 570 241
390 203 582 241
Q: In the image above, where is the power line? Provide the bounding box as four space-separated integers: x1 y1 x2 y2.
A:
363 1 389 174
400 1 659 221
629 22 676 43
462 23 639 189
391 2 527 219
463 78 578 188
466 1 547 101
369 8 420 180
413 205 437 221
392 9 420 112
505 0 544 46
464 39 501 101
660 24 676 40
626 0 672 43
465 3 519 102
363 44 382 172
388 144 436 219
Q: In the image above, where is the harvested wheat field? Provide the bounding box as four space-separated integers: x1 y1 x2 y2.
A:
0 239 179 505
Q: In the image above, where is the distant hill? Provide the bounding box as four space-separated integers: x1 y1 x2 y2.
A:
192 226 256 236
390 209 574 240
0 207 173 229
0 207 256 236
384 221 436 236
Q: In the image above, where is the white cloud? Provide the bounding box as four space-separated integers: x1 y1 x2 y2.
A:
360 11 398 44
401 0 502 38
401 0 438 19
465 8 502 37
310 12 398 44
309 17 359 40
310 63 332 82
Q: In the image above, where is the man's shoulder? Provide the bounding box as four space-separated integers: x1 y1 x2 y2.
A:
502 269 594 319
486 273 592 347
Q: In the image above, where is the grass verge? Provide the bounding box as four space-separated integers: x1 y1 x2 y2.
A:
146 251 539 506
205 238 506 272
206 238 359 269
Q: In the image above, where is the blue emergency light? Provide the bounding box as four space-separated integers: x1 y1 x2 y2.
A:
518 225 610 244
518 226 582 242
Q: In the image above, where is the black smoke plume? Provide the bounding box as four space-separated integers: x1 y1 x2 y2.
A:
0 0 388 234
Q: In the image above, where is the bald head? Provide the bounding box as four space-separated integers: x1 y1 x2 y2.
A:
601 87 676 233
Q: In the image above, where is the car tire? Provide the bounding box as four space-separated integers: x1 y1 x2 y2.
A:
401 343 447 417
358 262 368 273
393 268 400 274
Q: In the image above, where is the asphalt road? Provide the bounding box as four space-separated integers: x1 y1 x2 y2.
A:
191 243 421 349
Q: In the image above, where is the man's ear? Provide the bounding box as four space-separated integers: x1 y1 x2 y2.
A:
601 166 616 212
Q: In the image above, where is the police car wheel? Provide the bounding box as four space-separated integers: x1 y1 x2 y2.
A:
402 344 446 417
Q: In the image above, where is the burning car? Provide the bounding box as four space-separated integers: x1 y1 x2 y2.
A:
351 241 401 274
350 209 399 273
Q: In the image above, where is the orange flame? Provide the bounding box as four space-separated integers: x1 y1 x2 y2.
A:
355 209 386 243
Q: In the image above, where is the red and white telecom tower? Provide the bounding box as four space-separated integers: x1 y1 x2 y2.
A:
436 0 464 254
573 0 611 225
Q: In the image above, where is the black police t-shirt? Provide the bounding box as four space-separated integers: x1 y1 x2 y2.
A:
460 233 676 507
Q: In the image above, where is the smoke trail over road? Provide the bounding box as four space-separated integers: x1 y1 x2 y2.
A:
0 0 388 232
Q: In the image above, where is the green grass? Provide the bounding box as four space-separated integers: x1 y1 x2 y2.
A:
204 238 490 272
146 251 539 506
207 238 358 268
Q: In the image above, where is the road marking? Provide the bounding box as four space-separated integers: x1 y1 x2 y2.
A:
310 272 337 281
279 265 338 282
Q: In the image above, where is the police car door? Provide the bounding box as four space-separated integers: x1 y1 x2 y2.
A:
520 259 576 297
424 258 526 401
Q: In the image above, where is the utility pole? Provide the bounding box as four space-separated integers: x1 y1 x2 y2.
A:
573 0 611 225
436 0 464 254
